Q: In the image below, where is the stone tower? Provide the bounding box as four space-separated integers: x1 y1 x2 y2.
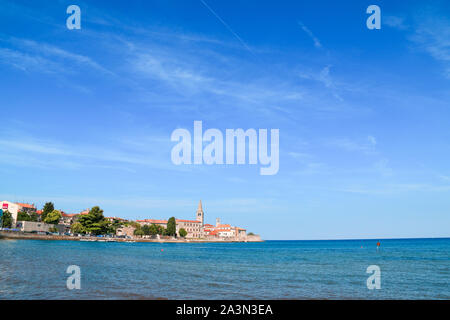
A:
216 217 220 227
196 200 204 226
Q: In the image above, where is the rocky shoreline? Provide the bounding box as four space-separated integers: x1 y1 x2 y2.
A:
0 230 263 243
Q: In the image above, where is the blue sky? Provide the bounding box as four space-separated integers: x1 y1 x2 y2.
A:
0 0 449 239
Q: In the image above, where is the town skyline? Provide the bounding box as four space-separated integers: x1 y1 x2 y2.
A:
1 199 256 241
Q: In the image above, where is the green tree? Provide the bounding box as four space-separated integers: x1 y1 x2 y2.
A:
17 211 31 221
149 224 158 235
110 219 123 233
41 202 54 221
166 217 176 237
142 224 151 235
49 226 58 233
77 206 110 235
147 224 165 235
71 222 85 234
1 210 13 228
44 210 62 225
127 221 141 229
179 228 187 238
134 228 144 236
28 211 38 222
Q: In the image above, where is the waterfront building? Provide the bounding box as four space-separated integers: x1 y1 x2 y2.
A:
0 201 37 225
116 226 135 237
235 227 247 239
136 218 203 238
176 219 202 238
60 213 79 226
136 219 168 228
15 221 69 233
196 200 204 226
16 221 50 233
106 216 127 223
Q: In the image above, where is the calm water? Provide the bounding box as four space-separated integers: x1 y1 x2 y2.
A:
0 238 448 299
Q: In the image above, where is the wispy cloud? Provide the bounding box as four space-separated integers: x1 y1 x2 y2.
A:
297 21 322 48
384 15 409 30
367 135 377 146
199 0 255 56
377 9 450 79
337 183 450 195
126 39 310 118
411 16 450 78
374 159 393 177
0 36 112 75
0 132 179 172
327 136 378 155
298 65 345 101
0 48 62 74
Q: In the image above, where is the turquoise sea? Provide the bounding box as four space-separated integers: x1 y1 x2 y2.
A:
0 238 448 299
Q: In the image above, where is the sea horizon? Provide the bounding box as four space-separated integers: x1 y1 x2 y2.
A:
265 237 450 241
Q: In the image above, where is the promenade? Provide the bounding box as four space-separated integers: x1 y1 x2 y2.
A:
0 230 263 243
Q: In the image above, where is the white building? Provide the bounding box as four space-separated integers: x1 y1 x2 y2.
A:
0 201 37 226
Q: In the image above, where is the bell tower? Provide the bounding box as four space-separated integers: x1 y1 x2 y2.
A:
196 200 204 226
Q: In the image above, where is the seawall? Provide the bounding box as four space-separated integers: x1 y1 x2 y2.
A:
0 230 263 243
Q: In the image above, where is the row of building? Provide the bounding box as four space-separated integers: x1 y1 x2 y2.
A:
0 200 126 233
0 200 87 224
0 200 252 240
136 200 247 240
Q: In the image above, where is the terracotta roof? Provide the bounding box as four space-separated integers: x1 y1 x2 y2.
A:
62 213 79 218
16 203 35 209
137 219 167 224
176 219 200 223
